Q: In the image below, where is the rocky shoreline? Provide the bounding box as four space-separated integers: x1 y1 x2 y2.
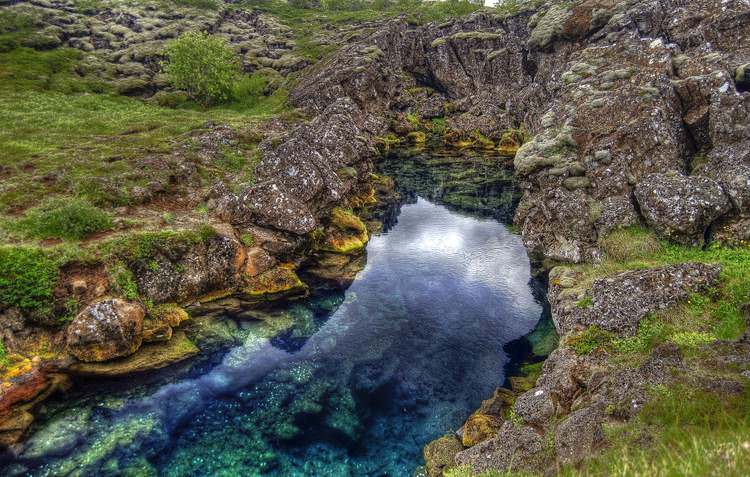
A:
1 0 749 474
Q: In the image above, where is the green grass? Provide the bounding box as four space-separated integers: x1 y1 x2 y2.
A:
11 198 112 241
0 341 10 368
561 385 750 477
0 75 284 213
0 246 61 317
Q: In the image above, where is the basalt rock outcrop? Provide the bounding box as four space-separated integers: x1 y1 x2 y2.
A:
549 263 723 335
289 0 750 263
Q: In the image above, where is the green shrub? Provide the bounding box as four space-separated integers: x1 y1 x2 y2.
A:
14 198 112 241
163 32 240 107
0 246 59 315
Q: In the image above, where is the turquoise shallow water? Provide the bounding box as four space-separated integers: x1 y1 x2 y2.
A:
3 155 546 477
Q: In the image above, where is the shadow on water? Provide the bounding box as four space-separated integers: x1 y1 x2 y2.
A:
3 146 556 477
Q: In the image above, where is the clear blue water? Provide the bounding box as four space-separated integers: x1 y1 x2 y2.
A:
4 158 546 477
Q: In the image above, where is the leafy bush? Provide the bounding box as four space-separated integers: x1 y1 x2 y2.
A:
15 198 112 241
0 246 59 315
163 32 240 107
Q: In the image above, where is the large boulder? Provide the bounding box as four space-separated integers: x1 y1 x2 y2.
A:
634 173 731 245
550 263 722 335
423 434 463 477
66 299 145 362
555 405 606 465
454 421 548 474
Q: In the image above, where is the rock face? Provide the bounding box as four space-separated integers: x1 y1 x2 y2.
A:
214 97 384 236
454 421 548 474
635 173 731 245
68 331 198 376
550 263 722 335
131 232 244 304
66 299 145 362
288 0 750 262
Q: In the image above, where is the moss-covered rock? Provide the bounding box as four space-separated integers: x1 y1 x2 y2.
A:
241 264 308 302
528 4 572 50
423 434 463 477
318 208 369 255
68 331 198 376
513 128 578 177
66 299 145 363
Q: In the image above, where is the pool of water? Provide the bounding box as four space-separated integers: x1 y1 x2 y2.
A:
4 150 547 477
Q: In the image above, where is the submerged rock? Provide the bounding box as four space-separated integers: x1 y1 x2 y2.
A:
66 299 145 362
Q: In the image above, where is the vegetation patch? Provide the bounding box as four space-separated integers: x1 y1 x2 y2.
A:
563 385 750 477
12 198 112 241
0 246 60 316
163 31 240 107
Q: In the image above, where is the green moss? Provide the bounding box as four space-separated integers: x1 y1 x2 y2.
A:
106 228 213 263
0 246 60 316
109 262 139 301
12 198 112 241
240 233 255 247
0 47 108 94
0 341 9 368
430 117 447 135
611 314 667 355
565 326 615 355
430 37 447 48
575 295 593 309
405 112 421 128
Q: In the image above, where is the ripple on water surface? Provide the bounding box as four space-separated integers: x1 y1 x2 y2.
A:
10 197 544 477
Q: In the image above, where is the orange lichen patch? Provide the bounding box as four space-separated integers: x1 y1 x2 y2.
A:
242 263 308 301
243 247 277 278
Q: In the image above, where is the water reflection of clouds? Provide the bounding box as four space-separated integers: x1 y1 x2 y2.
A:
24 195 545 474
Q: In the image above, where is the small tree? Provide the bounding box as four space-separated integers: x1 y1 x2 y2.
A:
162 31 239 107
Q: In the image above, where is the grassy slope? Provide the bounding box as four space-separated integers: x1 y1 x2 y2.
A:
446 228 750 477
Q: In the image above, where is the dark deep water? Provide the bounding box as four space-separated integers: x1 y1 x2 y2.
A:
4 149 549 477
